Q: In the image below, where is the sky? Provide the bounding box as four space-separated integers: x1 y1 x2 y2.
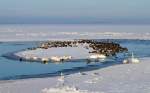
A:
0 0 150 24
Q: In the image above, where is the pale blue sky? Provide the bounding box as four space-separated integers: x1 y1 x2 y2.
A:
0 0 150 24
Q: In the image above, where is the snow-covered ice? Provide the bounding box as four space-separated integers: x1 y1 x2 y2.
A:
15 46 90 60
41 86 93 93
1 24 150 41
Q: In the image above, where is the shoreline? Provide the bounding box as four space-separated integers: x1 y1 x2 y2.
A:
0 57 149 93
1 39 148 81
0 53 122 80
0 39 150 93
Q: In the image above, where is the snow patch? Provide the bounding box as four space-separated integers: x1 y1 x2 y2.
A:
41 86 98 93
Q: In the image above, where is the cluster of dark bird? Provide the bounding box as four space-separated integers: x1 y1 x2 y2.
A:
88 41 128 56
77 39 128 56
39 41 78 49
39 39 128 56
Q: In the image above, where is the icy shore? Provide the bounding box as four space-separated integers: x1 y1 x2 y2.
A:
0 57 150 93
1 25 150 93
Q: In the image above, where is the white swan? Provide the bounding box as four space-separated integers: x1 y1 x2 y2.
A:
123 53 140 64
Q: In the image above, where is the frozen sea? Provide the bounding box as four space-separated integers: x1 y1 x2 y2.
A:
1 24 150 41
0 24 150 80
